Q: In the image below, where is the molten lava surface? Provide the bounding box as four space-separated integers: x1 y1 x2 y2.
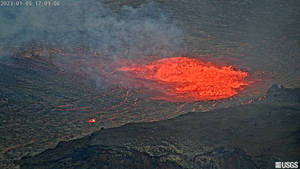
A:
118 57 248 101
87 118 96 123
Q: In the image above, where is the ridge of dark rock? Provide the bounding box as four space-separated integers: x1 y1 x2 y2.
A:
16 102 300 169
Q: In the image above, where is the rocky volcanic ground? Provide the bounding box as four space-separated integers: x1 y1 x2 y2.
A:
17 87 300 169
0 45 272 169
1 0 300 168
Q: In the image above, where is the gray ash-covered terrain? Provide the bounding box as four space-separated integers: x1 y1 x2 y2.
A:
17 86 300 168
1 0 300 168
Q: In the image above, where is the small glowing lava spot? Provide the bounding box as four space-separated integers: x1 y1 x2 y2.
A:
118 57 249 102
87 118 96 123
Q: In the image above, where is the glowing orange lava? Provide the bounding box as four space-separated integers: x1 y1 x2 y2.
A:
87 118 96 123
118 57 248 101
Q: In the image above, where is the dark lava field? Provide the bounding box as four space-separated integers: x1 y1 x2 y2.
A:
0 0 300 168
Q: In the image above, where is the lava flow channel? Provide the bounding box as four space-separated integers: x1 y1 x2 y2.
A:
117 57 248 101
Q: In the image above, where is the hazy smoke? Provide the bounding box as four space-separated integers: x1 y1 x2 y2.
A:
0 0 185 59
0 0 186 88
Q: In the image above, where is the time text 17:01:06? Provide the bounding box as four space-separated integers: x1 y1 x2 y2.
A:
0 1 60 7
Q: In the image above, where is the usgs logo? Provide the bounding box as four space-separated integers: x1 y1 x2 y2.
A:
275 162 298 168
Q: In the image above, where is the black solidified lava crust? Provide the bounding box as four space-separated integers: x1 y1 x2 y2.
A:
16 86 300 169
